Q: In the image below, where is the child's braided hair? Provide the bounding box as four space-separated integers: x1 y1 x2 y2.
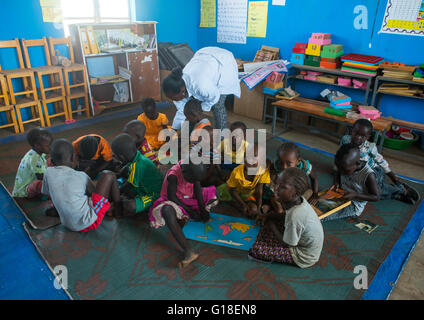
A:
279 167 309 196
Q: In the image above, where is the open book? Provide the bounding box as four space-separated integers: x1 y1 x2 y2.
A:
312 188 352 220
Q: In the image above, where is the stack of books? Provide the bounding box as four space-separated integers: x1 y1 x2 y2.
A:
378 83 423 97
380 62 416 80
320 89 352 109
340 53 383 77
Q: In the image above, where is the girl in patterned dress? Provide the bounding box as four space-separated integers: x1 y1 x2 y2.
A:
249 167 324 268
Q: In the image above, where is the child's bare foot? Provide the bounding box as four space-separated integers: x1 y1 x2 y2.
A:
45 207 59 217
178 251 199 269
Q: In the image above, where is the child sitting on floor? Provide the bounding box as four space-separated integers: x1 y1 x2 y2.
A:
123 120 160 168
137 97 170 151
183 97 211 145
111 133 163 216
322 143 381 221
340 119 418 204
42 139 121 232
72 134 114 179
218 144 270 218
149 160 218 268
270 142 319 202
219 121 249 174
13 128 53 198
249 167 324 268
190 125 226 186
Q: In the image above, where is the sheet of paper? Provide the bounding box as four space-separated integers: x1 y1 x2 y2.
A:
246 1 269 38
217 0 248 44
242 60 290 89
380 0 424 36
200 0 216 28
272 0 286 5
40 0 63 22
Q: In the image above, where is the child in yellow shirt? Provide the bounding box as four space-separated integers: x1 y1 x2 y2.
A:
137 98 170 150
218 144 270 218
219 121 249 175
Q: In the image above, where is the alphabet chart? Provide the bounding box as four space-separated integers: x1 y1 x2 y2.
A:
217 0 248 44
380 0 424 36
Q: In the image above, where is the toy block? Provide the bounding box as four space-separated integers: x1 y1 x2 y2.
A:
321 44 344 59
291 53 305 65
293 43 308 54
309 33 331 45
304 55 321 67
305 43 322 56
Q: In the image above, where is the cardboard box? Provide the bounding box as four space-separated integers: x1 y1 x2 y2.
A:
233 81 264 121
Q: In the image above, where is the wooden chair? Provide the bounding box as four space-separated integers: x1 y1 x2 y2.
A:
21 37 69 127
0 70 19 134
0 39 44 133
48 37 91 119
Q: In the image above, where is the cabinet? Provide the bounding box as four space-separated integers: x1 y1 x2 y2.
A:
69 22 160 115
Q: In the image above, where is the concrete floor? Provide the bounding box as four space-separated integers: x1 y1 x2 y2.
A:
223 110 424 300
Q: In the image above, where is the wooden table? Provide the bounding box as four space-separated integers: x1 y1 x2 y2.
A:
271 98 392 151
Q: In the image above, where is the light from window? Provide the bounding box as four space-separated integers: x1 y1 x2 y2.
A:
61 0 131 36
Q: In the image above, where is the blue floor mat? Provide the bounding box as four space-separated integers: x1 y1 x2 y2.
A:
0 184 69 300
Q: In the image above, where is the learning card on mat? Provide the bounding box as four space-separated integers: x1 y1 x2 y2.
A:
183 212 259 251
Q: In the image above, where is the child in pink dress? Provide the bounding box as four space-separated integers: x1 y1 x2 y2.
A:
149 161 218 268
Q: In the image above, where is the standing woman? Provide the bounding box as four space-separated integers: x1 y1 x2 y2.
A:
162 47 241 130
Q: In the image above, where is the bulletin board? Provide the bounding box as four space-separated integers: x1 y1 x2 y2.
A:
380 0 424 36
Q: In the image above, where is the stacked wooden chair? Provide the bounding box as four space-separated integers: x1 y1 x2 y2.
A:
0 67 19 134
21 37 69 127
48 37 91 119
0 39 45 133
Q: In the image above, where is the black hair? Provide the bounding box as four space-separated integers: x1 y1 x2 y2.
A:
123 120 146 135
111 133 137 161
335 143 360 165
162 67 185 95
50 139 74 165
180 161 207 182
141 98 156 112
27 128 53 148
279 167 309 196
230 121 247 131
80 136 100 160
353 118 373 132
277 142 300 158
184 97 202 116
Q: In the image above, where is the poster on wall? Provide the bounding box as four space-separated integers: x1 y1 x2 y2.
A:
380 0 424 36
40 0 63 23
246 1 269 38
200 0 216 27
217 0 248 44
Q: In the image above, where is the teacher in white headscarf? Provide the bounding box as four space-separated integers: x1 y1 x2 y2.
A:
162 46 241 130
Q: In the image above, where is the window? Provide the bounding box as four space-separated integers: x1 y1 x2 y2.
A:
61 0 132 35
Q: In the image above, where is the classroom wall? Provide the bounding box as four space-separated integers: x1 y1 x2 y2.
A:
196 0 424 124
135 0 199 51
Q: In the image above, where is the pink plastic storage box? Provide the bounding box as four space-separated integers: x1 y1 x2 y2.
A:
358 105 381 119
309 33 331 45
352 79 367 89
338 77 352 86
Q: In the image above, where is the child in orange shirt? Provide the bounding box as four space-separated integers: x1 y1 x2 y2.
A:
72 134 114 179
137 98 169 151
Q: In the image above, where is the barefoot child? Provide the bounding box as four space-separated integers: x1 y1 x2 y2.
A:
111 133 163 216
149 161 218 268
270 142 319 202
322 143 381 221
72 134 114 179
42 139 121 232
123 120 160 167
13 128 53 198
340 119 418 204
137 98 170 150
249 167 324 268
218 144 270 218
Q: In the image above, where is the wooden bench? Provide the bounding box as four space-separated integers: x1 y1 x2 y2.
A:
271 97 392 151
